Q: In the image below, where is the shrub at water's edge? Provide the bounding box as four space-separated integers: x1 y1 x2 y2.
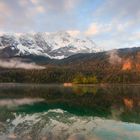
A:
72 73 98 84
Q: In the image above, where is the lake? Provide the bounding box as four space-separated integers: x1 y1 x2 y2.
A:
0 84 140 140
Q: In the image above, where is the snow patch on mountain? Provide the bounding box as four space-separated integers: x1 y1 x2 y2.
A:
0 31 101 59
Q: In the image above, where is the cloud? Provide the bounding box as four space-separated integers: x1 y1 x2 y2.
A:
96 0 140 20
94 0 140 34
85 23 99 36
19 0 29 7
46 0 80 11
63 0 79 10
67 30 80 37
36 5 45 13
0 0 82 32
30 0 39 5
84 22 112 37
0 59 45 70
0 1 12 26
88 0 140 49
0 1 11 16
128 31 140 41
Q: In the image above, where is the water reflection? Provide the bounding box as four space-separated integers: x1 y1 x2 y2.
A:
0 109 140 140
0 84 140 140
0 84 140 122
0 98 44 107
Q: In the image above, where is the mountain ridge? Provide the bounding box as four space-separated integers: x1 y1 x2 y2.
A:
0 31 101 59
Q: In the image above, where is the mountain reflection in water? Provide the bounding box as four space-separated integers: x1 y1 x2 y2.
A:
0 84 140 140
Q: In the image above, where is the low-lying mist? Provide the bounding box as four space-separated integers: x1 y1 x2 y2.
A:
0 98 45 107
108 50 122 65
0 59 45 70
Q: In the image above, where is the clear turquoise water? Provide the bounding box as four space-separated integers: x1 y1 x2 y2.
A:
0 84 140 140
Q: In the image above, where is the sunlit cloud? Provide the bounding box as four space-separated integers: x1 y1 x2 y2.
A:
36 5 45 13
67 30 80 37
0 1 12 20
84 22 112 37
85 23 99 36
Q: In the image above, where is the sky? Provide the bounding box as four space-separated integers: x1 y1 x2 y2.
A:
0 0 140 50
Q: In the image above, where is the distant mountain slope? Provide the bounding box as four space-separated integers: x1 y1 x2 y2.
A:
57 47 140 65
0 47 140 83
4 46 140 65
0 32 101 59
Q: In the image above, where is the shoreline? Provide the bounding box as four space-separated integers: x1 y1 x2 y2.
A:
0 82 140 87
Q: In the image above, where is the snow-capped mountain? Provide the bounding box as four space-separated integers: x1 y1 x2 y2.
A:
0 31 101 59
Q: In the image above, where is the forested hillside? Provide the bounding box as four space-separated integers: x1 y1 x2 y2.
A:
0 47 140 83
